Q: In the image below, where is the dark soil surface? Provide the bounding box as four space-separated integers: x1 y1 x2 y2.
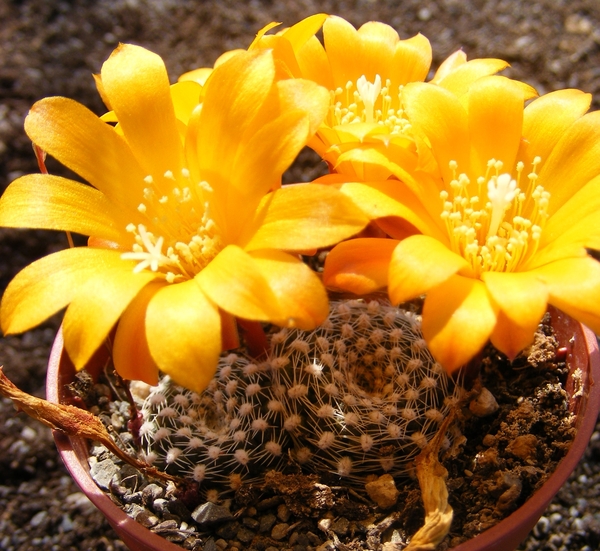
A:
1 1 600 550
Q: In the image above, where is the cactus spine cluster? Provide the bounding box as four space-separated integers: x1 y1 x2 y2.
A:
140 299 461 492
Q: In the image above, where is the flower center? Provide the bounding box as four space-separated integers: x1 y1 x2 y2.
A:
121 168 223 282
327 74 411 136
440 157 549 276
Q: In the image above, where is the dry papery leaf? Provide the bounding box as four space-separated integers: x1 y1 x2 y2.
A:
0 366 180 483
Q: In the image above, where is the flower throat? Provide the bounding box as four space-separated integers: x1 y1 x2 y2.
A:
328 74 412 136
441 157 550 276
121 168 223 283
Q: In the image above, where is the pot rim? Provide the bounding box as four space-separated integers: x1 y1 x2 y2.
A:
46 316 600 551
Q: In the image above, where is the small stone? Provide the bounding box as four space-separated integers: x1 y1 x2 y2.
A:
152 498 169 515
29 511 48 528
153 519 179 532
271 523 290 540
533 516 551 538
469 387 499 417
90 458 120 490
136 509 159 528
277 503 291 523
142 483 164 504
318 518 332 532
203 538 218 551
215 521 239 540
365 474 400 509
191 502 233 526
122 491 143 504
215 539 228 550
259 513 277 533
236 526 255 543
242 517 260 530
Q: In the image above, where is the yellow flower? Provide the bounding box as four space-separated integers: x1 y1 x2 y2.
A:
0 44 369 392
324 76 600 373
250 14 512 180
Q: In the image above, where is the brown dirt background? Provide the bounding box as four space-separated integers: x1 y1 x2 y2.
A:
1 1 600 550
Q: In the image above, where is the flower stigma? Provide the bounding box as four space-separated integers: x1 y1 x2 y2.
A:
121 168 223 283
328 74 412 136
440 157 549 276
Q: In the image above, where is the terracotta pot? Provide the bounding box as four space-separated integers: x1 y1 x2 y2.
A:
46 310 600 551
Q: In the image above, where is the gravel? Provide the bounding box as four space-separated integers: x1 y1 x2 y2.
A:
1 0 600 550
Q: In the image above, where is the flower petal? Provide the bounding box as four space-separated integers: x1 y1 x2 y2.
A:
533 256 600 334
242 184 369 251
249 249 329 329
1 248 128 335
467 76 526 177
522 89 591 170
538 110 600 214
323 238 398 294
490 310 537 361
389 235 472 304
391 33 431 84
196 49 275 183
196 244 281 322
62 265 159 369
100 43 183 178
24 97 146 209
402 82 470 186
482 271 549 358
146 279 222 393
433 57 508 94
0 174 127 244
422 275 498 374
335 181 447 242
113 281 164 385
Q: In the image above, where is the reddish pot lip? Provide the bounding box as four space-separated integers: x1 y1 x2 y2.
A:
47 313 600 551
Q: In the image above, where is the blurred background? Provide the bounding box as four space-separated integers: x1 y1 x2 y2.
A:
1 1 599 549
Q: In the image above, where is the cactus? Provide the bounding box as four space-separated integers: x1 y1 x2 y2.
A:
140 299 461 492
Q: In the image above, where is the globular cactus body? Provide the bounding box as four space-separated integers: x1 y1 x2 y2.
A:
140 299 461 491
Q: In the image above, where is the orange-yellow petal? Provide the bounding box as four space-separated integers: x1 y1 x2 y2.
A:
323 238 398 295
0 174 127 244
1 248 128 335
249 249 329 330
113 281 164 385
336 181 447 242
467 76 526 177
402 82 470 185
24 97 146 209
146 279 222 393
522 89 591 171
433 57 509 97
100 43 183 179
482 271 549 359
422 275 498 374
537 110 600 214
62 265 159 370
389 235 472 305
390 33 431 84
534 256 600 334
196 244 281 322
242 184 369 251
490 310 537 361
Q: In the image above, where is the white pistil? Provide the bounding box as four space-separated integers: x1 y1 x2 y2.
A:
486 173 518 239
356 74 382 123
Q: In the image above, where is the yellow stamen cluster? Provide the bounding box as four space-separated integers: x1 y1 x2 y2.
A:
440 157 549 276
328 74 412 136
121 168 223 282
